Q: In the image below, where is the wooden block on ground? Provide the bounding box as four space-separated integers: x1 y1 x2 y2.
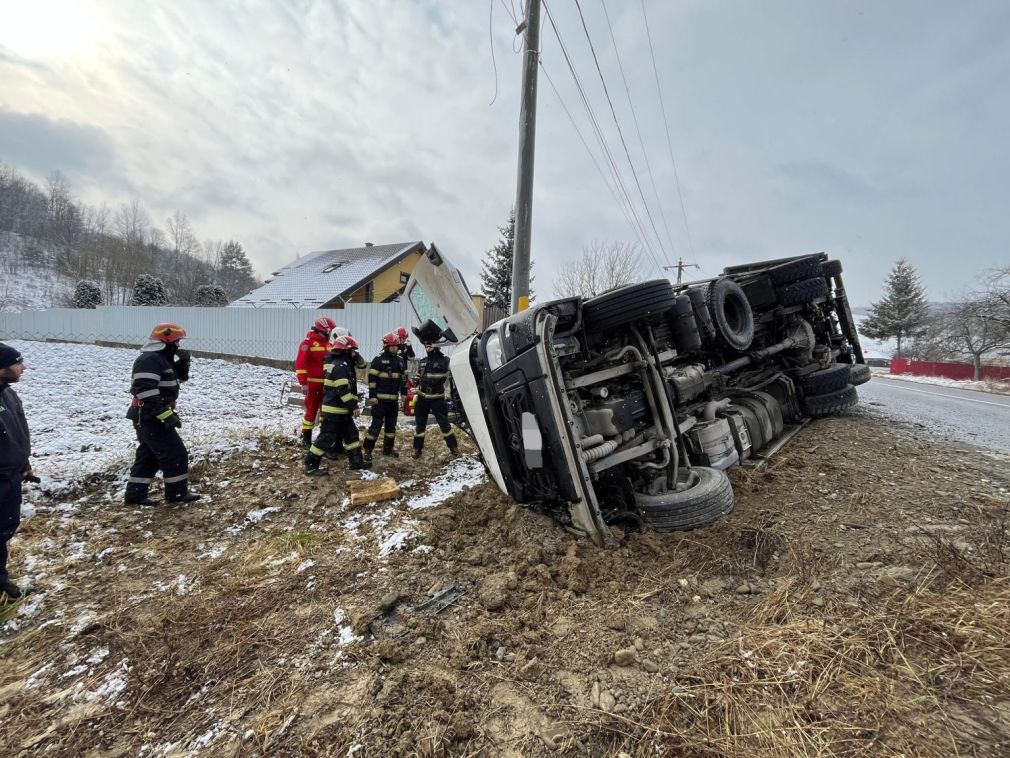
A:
348 477 401 506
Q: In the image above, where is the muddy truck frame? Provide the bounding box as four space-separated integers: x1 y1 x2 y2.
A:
406 248 868 546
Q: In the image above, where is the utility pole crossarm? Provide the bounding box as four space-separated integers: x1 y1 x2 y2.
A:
662 257 700 285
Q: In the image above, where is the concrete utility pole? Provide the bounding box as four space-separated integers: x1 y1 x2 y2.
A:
509 0 541 314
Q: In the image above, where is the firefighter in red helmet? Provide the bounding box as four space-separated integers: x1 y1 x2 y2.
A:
124 323 202 506
295 316 337 448
305 335 369 474
363 332 405 461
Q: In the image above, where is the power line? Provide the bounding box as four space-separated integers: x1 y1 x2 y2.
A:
539 61 652 259
599 0 678 260
540 0 665 275
572 0 670 265
640 0 697 264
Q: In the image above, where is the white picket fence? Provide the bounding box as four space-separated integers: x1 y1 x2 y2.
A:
0 302 421 362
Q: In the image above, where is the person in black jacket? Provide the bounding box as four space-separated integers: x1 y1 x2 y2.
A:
0 342 35 599
363 332 405 462
412 341 459 459
305 335 370 475
124 323 202 506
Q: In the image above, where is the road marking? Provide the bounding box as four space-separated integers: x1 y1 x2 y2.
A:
874 380 1010 408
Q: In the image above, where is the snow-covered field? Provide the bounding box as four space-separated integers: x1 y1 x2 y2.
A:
7 339 301 499
876 371 1010 396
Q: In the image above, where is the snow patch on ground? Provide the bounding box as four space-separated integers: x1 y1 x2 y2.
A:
407 455 486 509
880 372 1010 395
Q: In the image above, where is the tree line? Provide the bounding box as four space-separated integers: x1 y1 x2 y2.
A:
0 163 258 308
862 258 1010 379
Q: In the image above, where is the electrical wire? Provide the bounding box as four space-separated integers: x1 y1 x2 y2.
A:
539 61 652 259
572 0 670 265
541 0 665 275
599 0 677 261
488 0 499 106
640 0 697 264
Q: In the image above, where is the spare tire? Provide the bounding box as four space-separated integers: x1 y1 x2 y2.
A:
822 259 843 278
802 384 858 417
849 364 871 386
582 279 677 333
635 467 734 531
706 278 754 351
799 364 851 395
769 256 823 285
686 287 717 341
776 276 828 307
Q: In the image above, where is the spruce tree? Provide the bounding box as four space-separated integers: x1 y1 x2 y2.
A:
479 208 533 312
72 280 102 309
861 258 929 357
218 240 257 299
131 273 168 306
195 283 228 306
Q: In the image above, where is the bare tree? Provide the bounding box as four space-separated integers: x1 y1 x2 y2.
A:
938 297 1010 380
984 266 1010 329
553 241 645 299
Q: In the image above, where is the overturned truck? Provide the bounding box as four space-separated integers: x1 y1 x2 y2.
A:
406 249 868 545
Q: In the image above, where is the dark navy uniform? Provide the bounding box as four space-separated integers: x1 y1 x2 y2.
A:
364 348 404 457
125 346 194 503
306 349 367 472
413 347 457 455
0 350 31 597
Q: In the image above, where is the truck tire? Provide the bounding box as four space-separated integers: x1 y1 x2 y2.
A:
583 279 677 333
670 295 702 353
799 364 851 395
769 256 823 286
776 276 828 307
822 259 843 278
686 287 717 341
849 364 871 386
706 278 755 351
634 467 734 531
801 384 858 417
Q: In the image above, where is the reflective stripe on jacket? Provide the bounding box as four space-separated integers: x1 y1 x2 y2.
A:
129 348 181 422
368 351 404 401
295 330 329 384
417 350 450 400
321 351 359 416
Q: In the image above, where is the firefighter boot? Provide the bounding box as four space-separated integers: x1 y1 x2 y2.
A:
348 449 371 470
168 491 203 503
304 452 328 476
301 429 313 449
0 575 23 600
382 448 400 458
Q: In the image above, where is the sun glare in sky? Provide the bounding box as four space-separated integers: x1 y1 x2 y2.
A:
0 0 107 60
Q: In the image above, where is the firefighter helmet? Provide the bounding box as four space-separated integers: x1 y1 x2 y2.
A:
330 326 350 342
396 326 409 343
382 332 399 347
332 335 358 351
313 316 337 335
149 323 186 343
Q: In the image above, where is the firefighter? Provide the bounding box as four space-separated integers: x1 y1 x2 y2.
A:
0 342 36 600
124 323 202 506
395 325 415 372
363 332 404 462
305 335 370 475
295 316 337 448
412 341 459 458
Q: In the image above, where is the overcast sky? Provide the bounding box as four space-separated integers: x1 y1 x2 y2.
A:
1 0 1007 306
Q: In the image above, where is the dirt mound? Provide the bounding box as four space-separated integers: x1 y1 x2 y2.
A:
2 417 1010 756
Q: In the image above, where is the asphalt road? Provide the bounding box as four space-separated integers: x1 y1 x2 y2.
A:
857 375 1010 453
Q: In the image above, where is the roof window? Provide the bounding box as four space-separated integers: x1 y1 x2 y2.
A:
322 261 348 273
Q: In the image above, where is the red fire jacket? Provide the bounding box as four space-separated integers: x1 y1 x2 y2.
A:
295 330 330 386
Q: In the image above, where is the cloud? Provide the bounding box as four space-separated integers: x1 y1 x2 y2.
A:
0 107 119 180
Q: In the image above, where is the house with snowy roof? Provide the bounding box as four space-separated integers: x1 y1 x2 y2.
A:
229 241 426 309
